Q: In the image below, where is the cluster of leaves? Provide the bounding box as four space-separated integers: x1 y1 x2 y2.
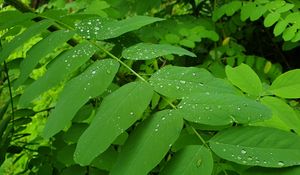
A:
0 0 300 175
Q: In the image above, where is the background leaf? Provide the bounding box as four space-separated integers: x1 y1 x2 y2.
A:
225 63 262 96
110 110 183 175
74 81 153 165
161 145 213 175
42 59 119 139
209 126 300 167
269 69 300 98
122 43 196 60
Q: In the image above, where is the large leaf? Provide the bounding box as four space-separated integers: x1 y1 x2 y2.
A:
149 65 237 98
0 11 36 30
243 166 300 175
257 96 300 134
175 93 271 126
75 16 163 40
122 43 196 60
269 69 300 98
0 19 53 63
225 63 262 96
42 59 119 139
74 81 153 165
161 145 213 175
15 30 75 87
18 42 98 107
110 110 183 175
209 126 300 167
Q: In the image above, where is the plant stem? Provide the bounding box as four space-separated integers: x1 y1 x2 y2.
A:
4 61 15 136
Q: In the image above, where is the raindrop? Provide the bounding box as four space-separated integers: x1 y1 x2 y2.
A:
237 107 241 111
237 156 242 160
241 149 247 154
278 161 284 166
92 70 96 74
130 112 134 115
247 157 253 161
180 80 186 84
242 160 247 164
217 105 222 109
192 73 196 76
176 86 180 89
155 128 158 132
205 92 210 95
196 159 202 167
222 148 226 152
205 106 210 110
162 117 166 120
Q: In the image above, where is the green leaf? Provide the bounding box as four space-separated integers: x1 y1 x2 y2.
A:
283 25 298 41
74 82 153 165
258 96 300 134
18 42 98 107
0 19 53 64
42 59 119 139
75 16 163 40
90 147 118 171
264 12 280 27
274 20 288 36
244 166 300 175
0 11 36 30
225 63 262 96
240 3 256 21
161 145 213 175
149 66 237 99
175 93 271 126
209 126 300 167
110 110 183 175
269 69 300 98
15 30 75 87
250 5 267 21
122 43 196 60
224 1 242 16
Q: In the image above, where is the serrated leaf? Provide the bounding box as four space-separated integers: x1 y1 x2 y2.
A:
110 110 183 175
149 66 237 99
42 59 119 139
270 69 300 98
264 12 280 27
0 19 53 64
75 16 163 40
15 30 75 87
161 145 213 175
175 93 271 126
74 81 153 165
122 43 196 60
225 63 262 96
274 20 288 36
209 126 300 167
18 42 98 107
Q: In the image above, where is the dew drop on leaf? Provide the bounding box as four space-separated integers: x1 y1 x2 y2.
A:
241 149 247 154
278 161 284 166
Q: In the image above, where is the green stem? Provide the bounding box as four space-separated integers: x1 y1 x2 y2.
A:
4 61 15 136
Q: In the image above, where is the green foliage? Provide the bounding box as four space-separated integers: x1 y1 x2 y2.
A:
0 0 300 175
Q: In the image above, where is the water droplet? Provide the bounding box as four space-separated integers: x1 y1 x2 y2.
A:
196 159 202 167
237 156 242 160
237 107 241 111
242 160 247 164
241 149 247 154
180 80 186 84
217 105 222 109
162 117 166 120
278 161 284 166
176 86 180 89
106 70 111 74
130 112 134 115
223 148 226 152
192 73 196 76
155 128 158 132
247 157 253 161
92 70 96 74
205 106 210 110
205 92 210 95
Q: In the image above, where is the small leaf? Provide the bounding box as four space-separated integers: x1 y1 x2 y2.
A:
15 30 75 87
269 69 300 98
75 16 163 40
161 145 213 175
18 42 98 107
42 59 119 139
283 25 298 41
225 63 262 96
74 82 153 165
274 20 288 36
264 12 280 27
149 66 237 98
0 19 53 64
209 126 300 167
175 93 271 126
122 43 196 60
110 110 183 175
224 1 242 16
